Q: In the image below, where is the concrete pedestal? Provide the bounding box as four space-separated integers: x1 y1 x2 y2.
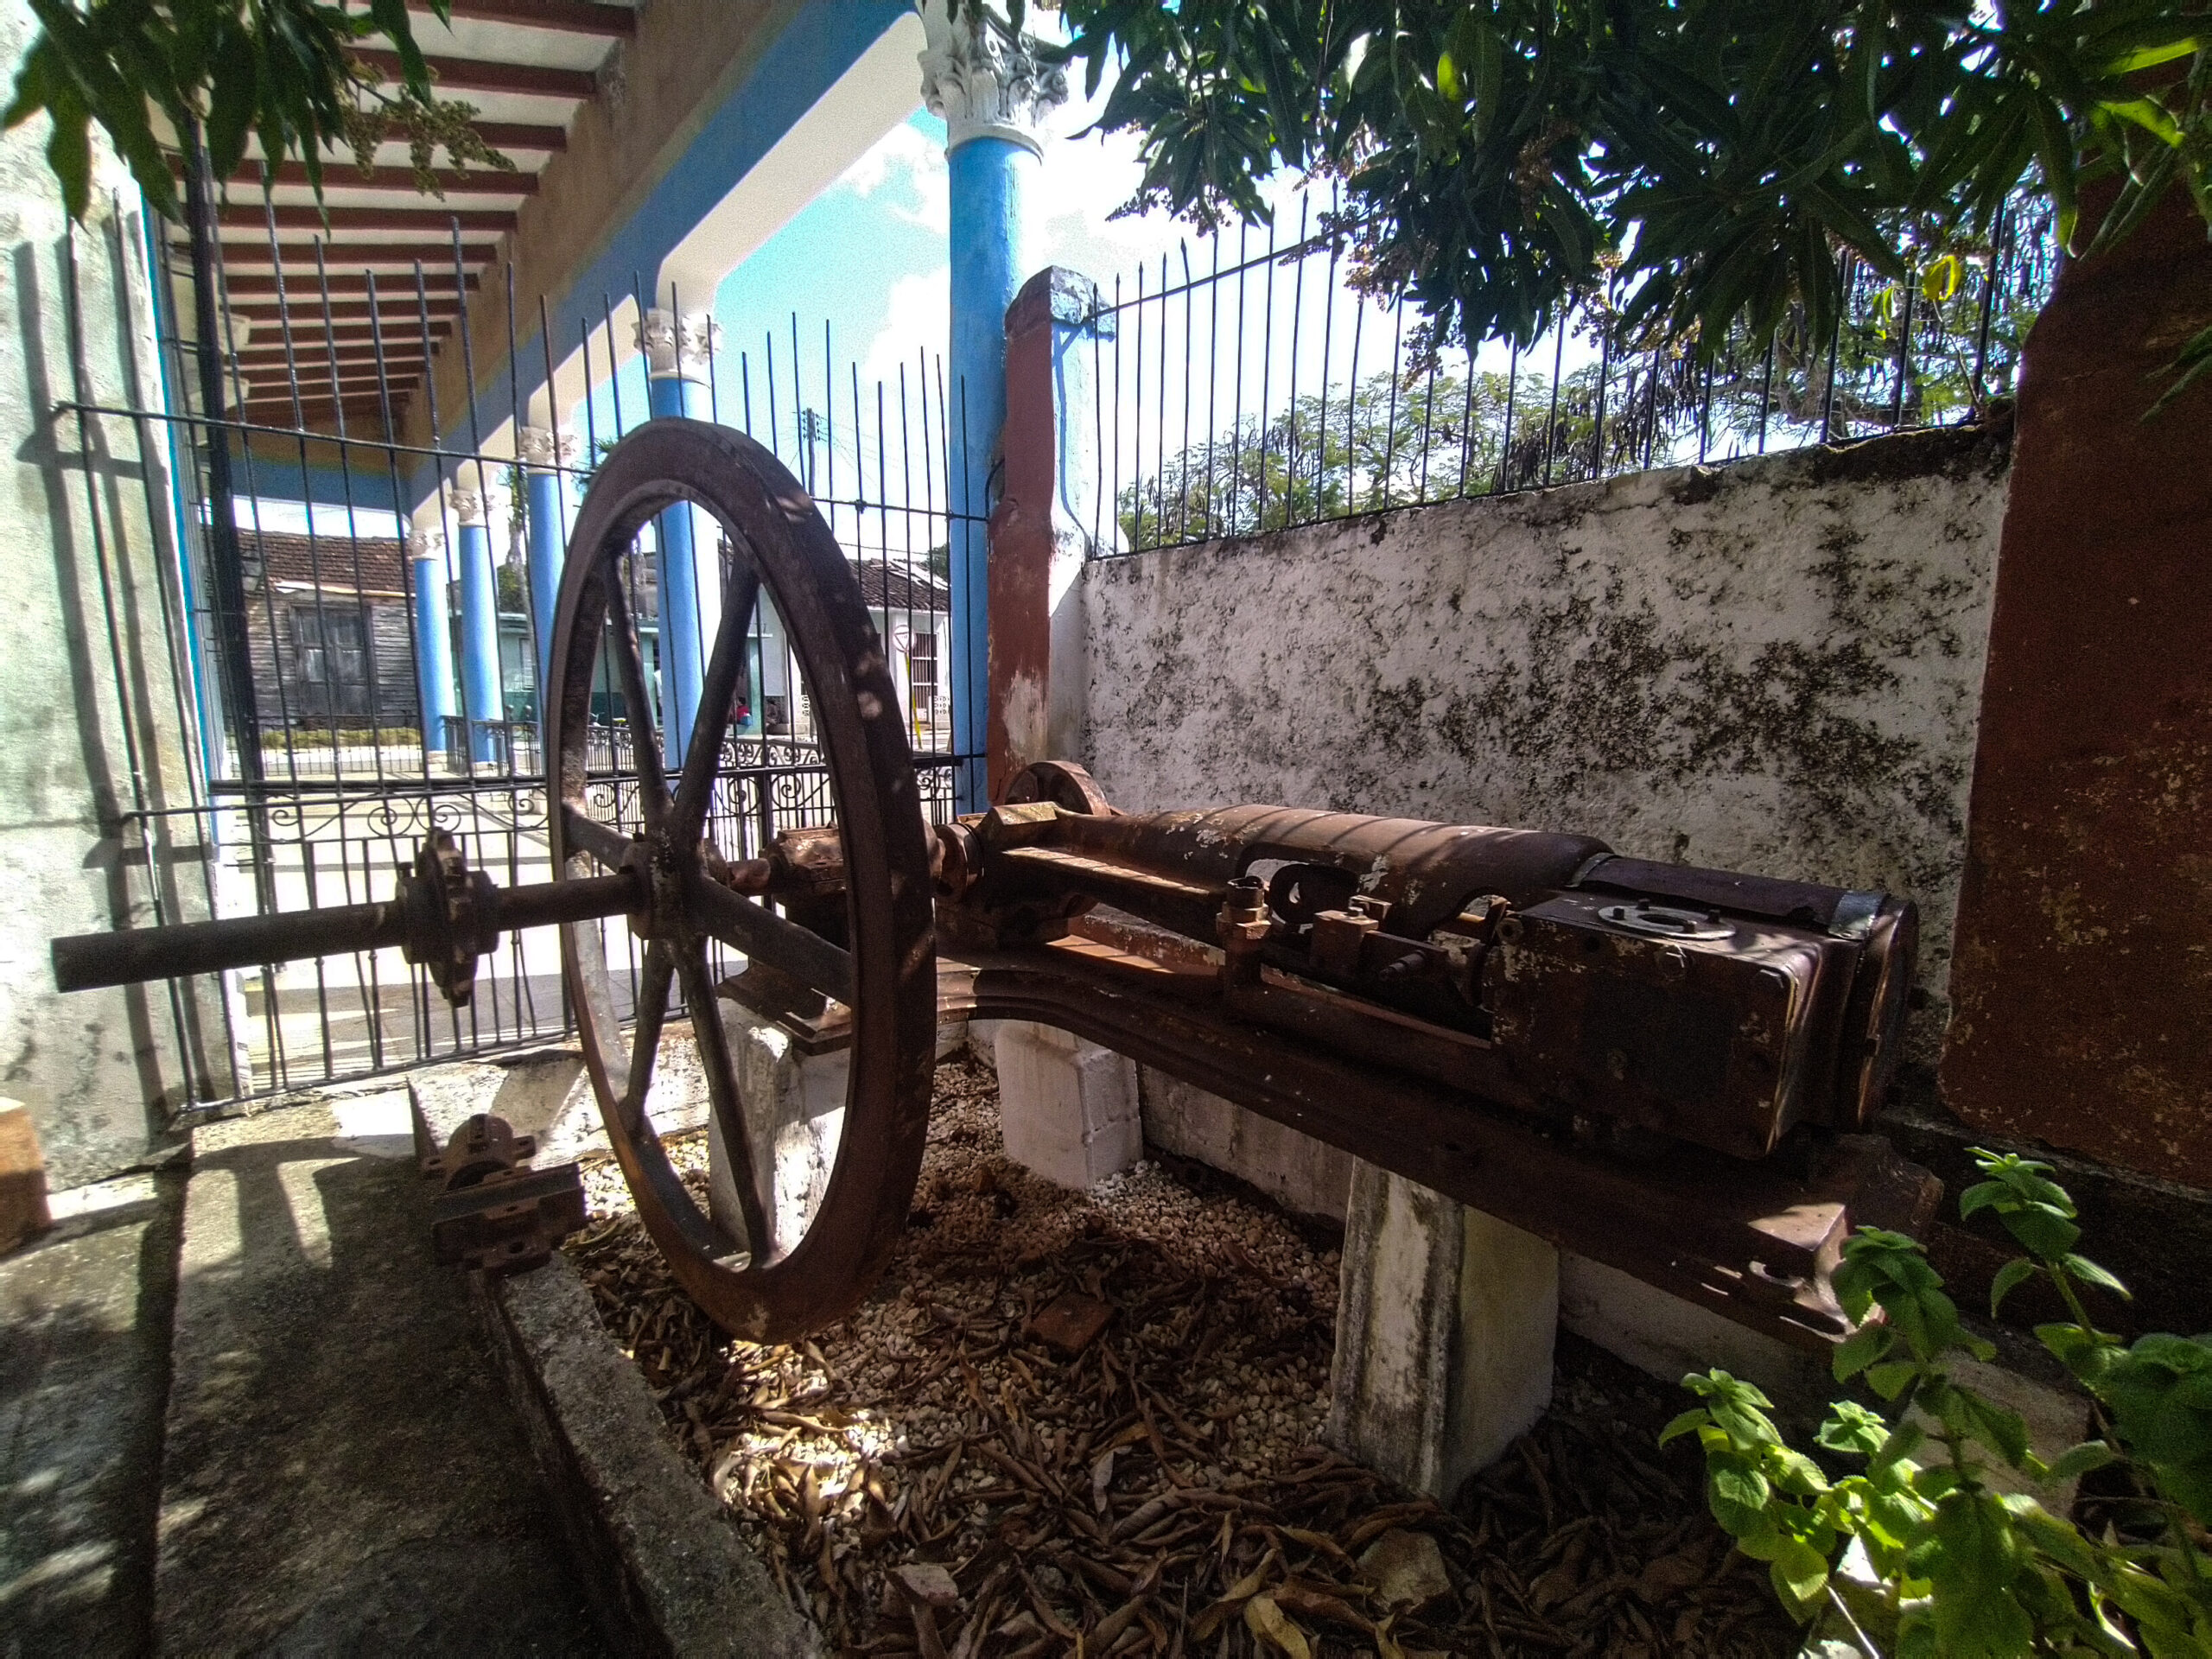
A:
1326 1161 1560 1500
703 1005 849 1261
991 1021 1141 1190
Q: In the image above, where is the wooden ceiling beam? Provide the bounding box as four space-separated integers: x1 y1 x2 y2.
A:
170 157 536 195
216 270 475 294
353 49 597 100
215 204 518 234
470 121 569 152
234 343 434 366
210 241 498 270
410 0 636 37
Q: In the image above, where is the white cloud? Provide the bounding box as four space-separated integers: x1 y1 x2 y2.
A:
835 118 949 236
859 265 951 397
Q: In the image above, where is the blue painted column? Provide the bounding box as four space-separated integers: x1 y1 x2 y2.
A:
639 308 723 767
408 526 457 763
452 484 504 766
921 0 1068 811
518 424 576 691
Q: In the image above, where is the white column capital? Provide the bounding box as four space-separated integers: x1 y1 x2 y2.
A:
448 487 487 527
917 0 1068 157
636 308 721 381
407 527 444 563
517 424 581 471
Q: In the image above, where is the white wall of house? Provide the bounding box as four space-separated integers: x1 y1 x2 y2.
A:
0 47 210 1186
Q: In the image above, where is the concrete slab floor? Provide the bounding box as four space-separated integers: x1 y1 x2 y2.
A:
1 1171 183 1658
154 1092 609 1657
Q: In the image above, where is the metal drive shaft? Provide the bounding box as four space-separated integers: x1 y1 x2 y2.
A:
52 864 639 995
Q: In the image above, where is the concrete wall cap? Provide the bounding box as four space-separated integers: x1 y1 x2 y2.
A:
1007 265 1111 335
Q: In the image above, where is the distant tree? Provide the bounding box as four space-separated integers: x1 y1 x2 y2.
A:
1117 219 2055 548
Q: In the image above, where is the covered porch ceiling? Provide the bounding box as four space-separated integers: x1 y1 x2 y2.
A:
173 0 637 434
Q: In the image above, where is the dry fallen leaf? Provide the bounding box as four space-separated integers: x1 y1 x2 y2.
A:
569 1052 1805 1658
893 1560 961 1608
1357 1529 1453 1612
1243 1592 1313 1659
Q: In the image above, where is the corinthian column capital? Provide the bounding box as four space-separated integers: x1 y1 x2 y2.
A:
636 308 721 381
916 0 1069 157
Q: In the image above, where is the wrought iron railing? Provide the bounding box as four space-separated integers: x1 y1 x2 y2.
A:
1086 188 2060 557
48 188 975 1108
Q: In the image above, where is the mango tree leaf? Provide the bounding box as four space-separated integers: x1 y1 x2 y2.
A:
1990 1258 2040 1318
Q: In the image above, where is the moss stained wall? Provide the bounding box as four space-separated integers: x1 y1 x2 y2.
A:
2 0 209 1187
1079 423 2012 1065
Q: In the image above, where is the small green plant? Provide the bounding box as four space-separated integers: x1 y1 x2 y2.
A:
1662 1149 2212 1656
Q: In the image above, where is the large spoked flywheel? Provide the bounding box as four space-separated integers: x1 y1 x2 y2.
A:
543 419 938 1342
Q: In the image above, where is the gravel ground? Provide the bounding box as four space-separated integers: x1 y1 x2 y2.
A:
566 1052 1799 1657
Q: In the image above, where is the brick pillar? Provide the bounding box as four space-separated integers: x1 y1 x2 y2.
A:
986 267 1112 804
1939 194 2212 1184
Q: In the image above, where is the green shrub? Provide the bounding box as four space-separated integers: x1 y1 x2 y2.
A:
1664 1149 2212 1656
260 726 423 750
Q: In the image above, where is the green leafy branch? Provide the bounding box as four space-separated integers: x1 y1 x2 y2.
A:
5 0 512 222
1663 1149 2212 1657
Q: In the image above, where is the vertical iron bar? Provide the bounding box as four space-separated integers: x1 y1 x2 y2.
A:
1255 216 1277 529
1201 238 1219 536
1226 227 1247 533
1971 207 2008 408
1541 308 1567 486
179 123 264 789
1820 252 1852 443
1756 338 1776 453
1495 340 1519 493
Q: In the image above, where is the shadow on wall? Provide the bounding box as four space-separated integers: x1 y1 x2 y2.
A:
7 214 216 1188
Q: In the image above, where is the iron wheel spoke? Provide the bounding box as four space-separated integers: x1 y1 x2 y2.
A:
559 802 634 873
675 944 772 1258
606 577 671 831
669 559 760 853
690 876 854 1007
623 938 675 1131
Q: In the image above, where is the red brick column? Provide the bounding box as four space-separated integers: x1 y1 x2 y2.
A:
1940 195 2212 1184
985 269 1105 804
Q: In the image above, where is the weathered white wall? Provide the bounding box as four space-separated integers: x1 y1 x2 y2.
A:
1 5 208 1189
1079 424 2012 1061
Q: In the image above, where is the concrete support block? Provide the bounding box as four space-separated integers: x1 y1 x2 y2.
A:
1327 1161 1559 1499
0 1097 51 1253
1138 1068 1356 1224
705 1005 850 1259
991 1021 1141 1190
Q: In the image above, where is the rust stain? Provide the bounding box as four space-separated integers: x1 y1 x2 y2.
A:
1941 188 2212 1185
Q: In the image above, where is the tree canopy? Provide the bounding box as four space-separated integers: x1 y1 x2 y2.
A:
1014 0 2208 392
5 0 507 221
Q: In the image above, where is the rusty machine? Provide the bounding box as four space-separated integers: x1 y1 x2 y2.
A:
51 422 1936 1351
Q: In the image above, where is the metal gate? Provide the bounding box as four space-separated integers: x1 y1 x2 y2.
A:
54 173 978 1109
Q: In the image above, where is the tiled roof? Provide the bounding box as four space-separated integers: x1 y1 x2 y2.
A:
244 531 407 594
853 561 949 612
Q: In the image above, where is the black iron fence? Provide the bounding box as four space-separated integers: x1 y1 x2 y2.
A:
51 188 973 1108
1085 189 2060 556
